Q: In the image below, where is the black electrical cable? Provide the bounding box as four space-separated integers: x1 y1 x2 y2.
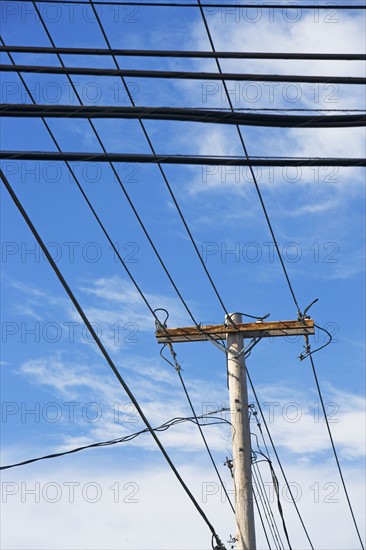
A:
3 104 365 128
158 341 235 513
252 465 282 549
2 64 365 85
0 38 163 324
11 104 366 113
0 36 230 355
87 0 232 321
308 353 365 549
5 0 366 9
1 45 365 60
0 169 226 549
8 0 232 347
299 322 333 360
255 462 286 549
2 38 234 524
245 366 314 549
196 0 310 317
177 369 235 513
1 151 365 166
1 49 234 514
251 421 293 550
253 486 272 550
0 410 230 471
9 0 233 349
268 461 293 550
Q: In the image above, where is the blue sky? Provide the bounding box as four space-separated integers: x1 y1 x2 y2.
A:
0 2 365 549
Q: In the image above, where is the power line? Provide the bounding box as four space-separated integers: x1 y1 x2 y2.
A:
6 0 229 336
1 151 365 166
2 35 237 526
6 0 366 9
0 36 232 356
250 419 288 549
0 103 366 115
3 104 365 127
268 460 293 550
0 168 227 550
252 465 282 549
79 0 232 320
0 409 230 470
2 46 237 505
0 37 163 325
2 64 365 85
245 366 314 548
252 487 272 550
2 7 364 548
197 0 305 316
160 340 236 514
308 353 365 549
1 45 365 60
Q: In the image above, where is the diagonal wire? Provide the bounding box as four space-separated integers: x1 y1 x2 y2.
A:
160 343 235 514
252 464 281 550
253 486 272 550
245 366 314 549
20 0 235 335
251 401 293 548
0 35 232 356
86 0 231 320
196 0 303 317
308 353 365 549
254 462 285 549
178 369 236 514
0 36 161 323
0 168 226 549
1 33 239 522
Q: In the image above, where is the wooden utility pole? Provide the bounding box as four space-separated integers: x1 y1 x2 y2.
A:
156 314 314 550
226 313 255 549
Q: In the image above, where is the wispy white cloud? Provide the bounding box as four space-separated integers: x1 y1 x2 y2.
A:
16 347 366 462
250 384 366 460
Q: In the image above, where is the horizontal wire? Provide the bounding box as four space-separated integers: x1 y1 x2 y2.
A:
0 33 235 367
88 0 233 324
5 0 366 9
2 104 365 127
1 45 365 60
1 151 365 166
2 64 365 84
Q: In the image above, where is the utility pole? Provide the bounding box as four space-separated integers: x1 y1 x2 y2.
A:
155 315 314 550
226 313 255 550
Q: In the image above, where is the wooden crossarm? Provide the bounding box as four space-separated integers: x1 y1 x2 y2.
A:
155 318 314 343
